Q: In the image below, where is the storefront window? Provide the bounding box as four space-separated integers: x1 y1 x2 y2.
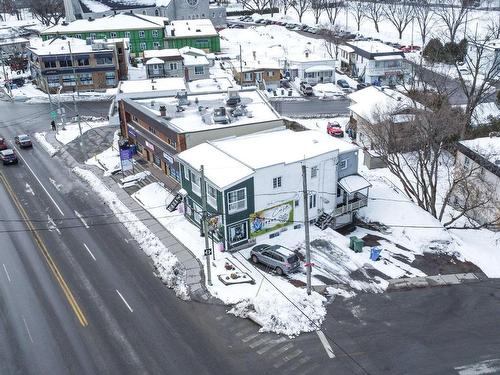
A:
228 221 248 245
153 153 161 167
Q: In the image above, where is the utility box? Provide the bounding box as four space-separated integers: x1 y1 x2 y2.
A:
349 236 364 253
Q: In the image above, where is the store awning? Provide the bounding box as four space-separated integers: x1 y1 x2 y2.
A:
339 174 371 193
304 65 335 73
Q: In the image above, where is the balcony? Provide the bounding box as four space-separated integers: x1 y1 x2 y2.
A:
334 193 368 216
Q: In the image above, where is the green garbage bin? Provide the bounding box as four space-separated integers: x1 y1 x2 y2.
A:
349 236 358 250
353 238 364 253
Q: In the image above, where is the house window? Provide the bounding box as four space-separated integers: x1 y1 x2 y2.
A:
44 60 57 68
152 30 159 38
75 34 82 39
140 42 147 51
183 167 190 181
153 41 161 48
105 72 116 86
148 126 156 134
207 184 217 208
227 188 247 214
255 72 263 81
272 176 282 189
153 153 161 167
78 73 93 85
96 56 113 65
169 62 178 70
47 75 60 87
90 33 96 40
194 66 204 75
139 31 145 38
311 166 318 178
124 31 131 39
267 71 273 77
190 171 201 195
77 57 89 66
244 72 252 81
464 156 470 167
228 221 248 244
337 186 342 197
59 59 72 67
167 138 177 149
110 32 117 38
309 193 317 209
62 74 76 86
340 159 347 170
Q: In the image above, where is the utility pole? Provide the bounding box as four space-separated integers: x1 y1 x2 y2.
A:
301 164 312 296
200 165 212 286
1 49 11 98
239 44 243 87
68 40 83 148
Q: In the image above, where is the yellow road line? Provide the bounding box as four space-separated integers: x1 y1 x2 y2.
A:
0 172 88 327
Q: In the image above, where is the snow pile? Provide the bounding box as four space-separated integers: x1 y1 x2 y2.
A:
85 130 121 175
34 132 59 156
72 167 189 299
55 120 111 145
230 285 326 337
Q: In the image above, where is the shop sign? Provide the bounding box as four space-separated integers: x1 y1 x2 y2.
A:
145 140 155 151
127 126 137 138
249 200 294 238
163 152 174 164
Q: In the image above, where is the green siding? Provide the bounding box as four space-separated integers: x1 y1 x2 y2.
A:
166 35 220 53
42 28 165 55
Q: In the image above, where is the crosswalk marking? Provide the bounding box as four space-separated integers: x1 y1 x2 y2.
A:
248 336 272 349
267 343 294 360
286 355 311 372
235 327 255 337
241 333 260 343
257 337 288 355
274 349 303 368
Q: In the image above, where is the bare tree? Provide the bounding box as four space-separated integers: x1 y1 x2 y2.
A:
455 22 500 137
412 0 436 47
324 0 343 25
365 1 385 33
348 1 366 32
432 0 471 43
311 0 325 24
28 0 64 26
241 0 271 13
384 1 414 40
291 0 309 22
279 0 293 15
321 24 348 59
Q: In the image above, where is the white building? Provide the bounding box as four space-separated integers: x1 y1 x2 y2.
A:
474 38 500 77
280 50 336 85
177 129 370 250
343 41 409 86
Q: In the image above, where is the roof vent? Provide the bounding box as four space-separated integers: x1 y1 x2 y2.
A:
62 21 68 26
159 105 166 116
196 28 201 32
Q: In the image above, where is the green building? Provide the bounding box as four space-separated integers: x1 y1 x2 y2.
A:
164 19 220 53
41 13 167 55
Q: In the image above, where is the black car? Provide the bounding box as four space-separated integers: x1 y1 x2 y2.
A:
0 149 18 165
337 79 350 89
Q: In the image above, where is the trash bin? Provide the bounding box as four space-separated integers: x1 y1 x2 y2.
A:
349 236 358 250
370 246 382 261
353 238 364 253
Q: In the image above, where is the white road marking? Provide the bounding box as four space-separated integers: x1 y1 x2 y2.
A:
116 290 133 312
22 317 34 343
83 243 96 261
316 330 335 359
74 210 89 229
241 333 260 343
48 177 62 192
13 148 65 216
24 183 35 196
249 336 272 349
455 359 500 375
2 264 11 283
47 214 61 235
256 337 288 355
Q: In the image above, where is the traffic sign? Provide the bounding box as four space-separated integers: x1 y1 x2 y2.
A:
50 110 58 120
204 248 212 256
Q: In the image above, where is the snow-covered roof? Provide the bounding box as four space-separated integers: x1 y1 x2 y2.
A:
145 57 164 65
348 86 424 124
177 143 253 189
134 90 280 133
187 77 234 94
182 53 209 67
339 174 371 193
374 55 403 61
459 136 500 165
144 48 181 59
0 37 28 46
179 46 207 57
464 102 500 127
118 77 186 94
348 40 399 54
28 37 111 55
79 0 172 11
338 45 354 53
165 19 217 38
42 13 166 34
304 65 335 73
236 58 281 72
211 129 356 170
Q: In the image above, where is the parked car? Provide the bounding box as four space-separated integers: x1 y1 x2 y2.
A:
232 24 244 29
327 121 344 137
300 82 314 96
357 82 369 90
0 149 18 165
0 137 7 151
15 134 32 148
336 79 350 89
250 244 300 275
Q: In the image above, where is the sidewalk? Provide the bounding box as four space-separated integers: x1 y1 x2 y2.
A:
45 130 215 303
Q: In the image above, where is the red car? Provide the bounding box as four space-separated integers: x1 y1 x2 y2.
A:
327 122 344 138
400 45 421 53
0 137 7 151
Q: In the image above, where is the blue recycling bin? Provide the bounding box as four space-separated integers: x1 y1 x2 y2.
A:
370 247 382 261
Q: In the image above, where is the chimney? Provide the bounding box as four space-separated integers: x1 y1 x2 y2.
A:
305 51 309 58
252 50 256 60
171 29 175 36
159 105 166 116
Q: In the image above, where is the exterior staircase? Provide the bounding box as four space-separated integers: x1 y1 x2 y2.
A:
166 193 183 212
315 212 335 230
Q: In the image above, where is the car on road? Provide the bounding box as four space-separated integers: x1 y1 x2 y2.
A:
250 244 300 275
15 134 32 148
0 149 18 165
300 82 314 96
0 137 7 151
336 79 350 89
327 121 344 137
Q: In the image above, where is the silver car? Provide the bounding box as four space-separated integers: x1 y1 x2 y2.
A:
250 244 300 275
